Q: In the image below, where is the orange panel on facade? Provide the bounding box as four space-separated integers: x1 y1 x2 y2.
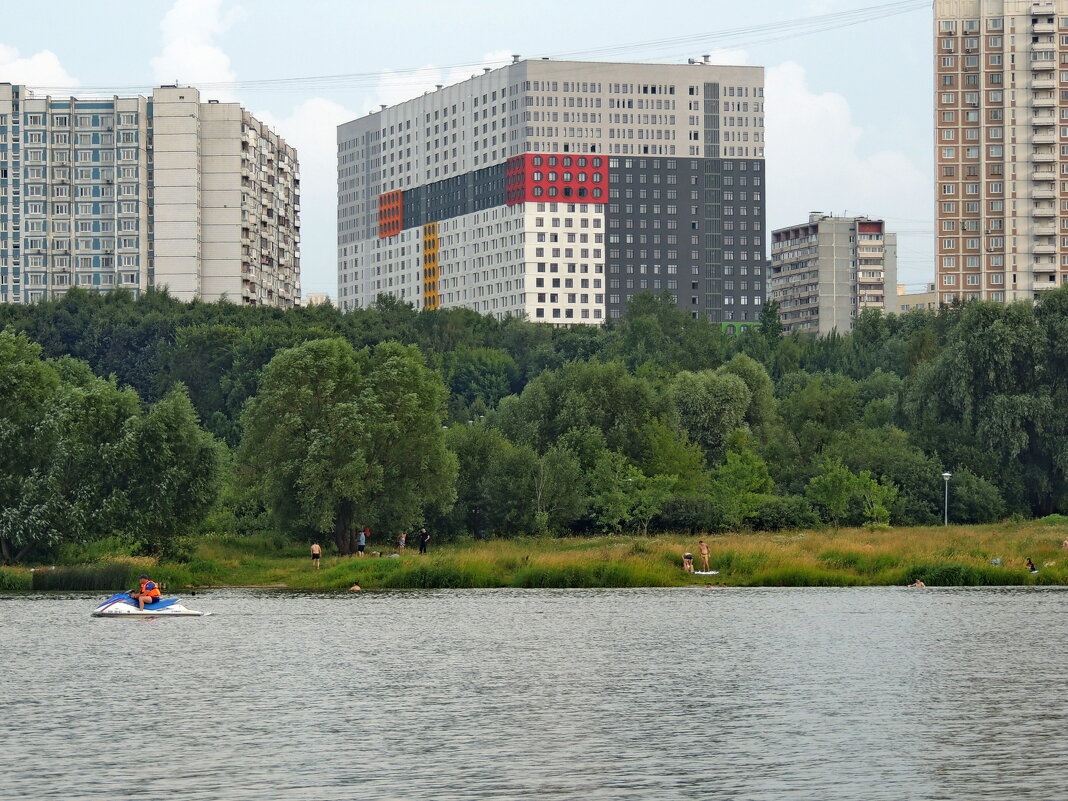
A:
378 190 404 238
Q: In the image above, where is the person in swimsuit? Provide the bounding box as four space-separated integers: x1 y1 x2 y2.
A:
397 531 407 552
908 578 925 588
698 540 711 572
682 552 694 573
311 542 321 569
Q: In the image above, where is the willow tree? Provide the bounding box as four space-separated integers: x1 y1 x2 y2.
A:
238 339 457 553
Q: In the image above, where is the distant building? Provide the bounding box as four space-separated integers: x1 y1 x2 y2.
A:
769 213 897 335
0 84 300 307
895 282 939 312
934 0 1068 302
337 58 766 329
303 292 330 306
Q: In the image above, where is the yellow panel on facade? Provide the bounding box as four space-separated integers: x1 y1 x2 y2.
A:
422 222 440 311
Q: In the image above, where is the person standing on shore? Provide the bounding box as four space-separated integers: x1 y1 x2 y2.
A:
357 527 367 557
698 540 711 572
398 531 407 552
419 528 430 554
311 542 321 570
682 552 694 573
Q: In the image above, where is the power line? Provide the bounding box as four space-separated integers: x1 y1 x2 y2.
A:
22 0 931 96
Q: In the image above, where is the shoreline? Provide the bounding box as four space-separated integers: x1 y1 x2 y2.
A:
4 520 1068 591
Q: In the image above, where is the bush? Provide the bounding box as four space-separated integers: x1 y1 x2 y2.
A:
745 495 820 532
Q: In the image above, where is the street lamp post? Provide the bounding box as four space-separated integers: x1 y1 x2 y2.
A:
941 472 952 525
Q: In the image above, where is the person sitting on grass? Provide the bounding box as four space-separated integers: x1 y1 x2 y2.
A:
131 574 161 609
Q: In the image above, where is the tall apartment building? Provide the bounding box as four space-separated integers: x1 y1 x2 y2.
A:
935 0 1068 303
0 84 299 307
769 213 897 334
338 59 766 328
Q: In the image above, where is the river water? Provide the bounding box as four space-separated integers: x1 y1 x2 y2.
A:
1 587 1065 800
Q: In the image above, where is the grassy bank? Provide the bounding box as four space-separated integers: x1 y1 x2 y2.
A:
4 518 1068 591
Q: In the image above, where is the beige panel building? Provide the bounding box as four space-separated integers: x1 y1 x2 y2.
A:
935 0 1068 303
0 84 299 307
895 283 940 312
769 213 897 335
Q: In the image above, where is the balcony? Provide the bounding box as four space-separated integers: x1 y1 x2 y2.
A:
1033 186 1056 199
1033 260 1058 272
1032 206 1057 217
1032 150 1057 162
1032 95 1057 108
1031 77 1057 89
1032 225 1057 236
1032 243 1056 254
1032 169 1057 181
1032 114 1056 127
1033 22 1055 33
1034 281 1060 290
1032 131 1056 144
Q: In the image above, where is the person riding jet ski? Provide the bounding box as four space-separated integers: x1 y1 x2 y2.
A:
130 574 161 609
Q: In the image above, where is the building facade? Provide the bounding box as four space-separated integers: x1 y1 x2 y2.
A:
935 0 1068 304
895 282 939 311
769 213 897 334
338 59 765 328
0 84 299 307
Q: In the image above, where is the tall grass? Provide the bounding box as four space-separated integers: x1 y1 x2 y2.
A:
17 519 1068 590
0 567 32 591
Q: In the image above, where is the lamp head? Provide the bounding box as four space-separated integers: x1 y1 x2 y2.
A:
942 472 953 480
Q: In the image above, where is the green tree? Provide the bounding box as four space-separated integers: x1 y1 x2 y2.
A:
708 444 773 529
806 459 860 531
238 339 457 553
670 370 751 463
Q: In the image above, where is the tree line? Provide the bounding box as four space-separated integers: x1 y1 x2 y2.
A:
2 286 1067 562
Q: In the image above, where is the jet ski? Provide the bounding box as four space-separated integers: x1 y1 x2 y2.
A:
90 592 211 617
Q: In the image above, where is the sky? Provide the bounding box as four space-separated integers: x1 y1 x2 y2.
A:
0 0 936 297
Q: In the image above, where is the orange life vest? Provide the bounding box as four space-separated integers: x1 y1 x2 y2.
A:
140 578 161 598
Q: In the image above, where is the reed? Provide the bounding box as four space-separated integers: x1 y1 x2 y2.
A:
31 562 136 591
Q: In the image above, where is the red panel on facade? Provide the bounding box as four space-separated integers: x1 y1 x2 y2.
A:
378 190 404 238
505 154 608 205
858 221 883 234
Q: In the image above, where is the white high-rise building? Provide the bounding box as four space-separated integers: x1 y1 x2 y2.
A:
934 0 1068 302
338 58 766 330
0 84 300 307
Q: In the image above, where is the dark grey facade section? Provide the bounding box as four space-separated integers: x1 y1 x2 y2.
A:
604 153 765 328
401 163 506 229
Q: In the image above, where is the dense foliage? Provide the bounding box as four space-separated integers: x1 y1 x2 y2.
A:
3 285 1067 552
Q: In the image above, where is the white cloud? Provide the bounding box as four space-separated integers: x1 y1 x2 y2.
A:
256 97 360 296
764 60 932 282
0 44 79 88
151 0 242 100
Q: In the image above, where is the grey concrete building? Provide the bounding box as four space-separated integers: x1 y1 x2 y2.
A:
0 84 299 307
769 213 897 334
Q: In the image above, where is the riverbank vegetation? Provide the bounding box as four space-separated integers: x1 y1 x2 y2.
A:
3 287 1068 566
2 518 1066 591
